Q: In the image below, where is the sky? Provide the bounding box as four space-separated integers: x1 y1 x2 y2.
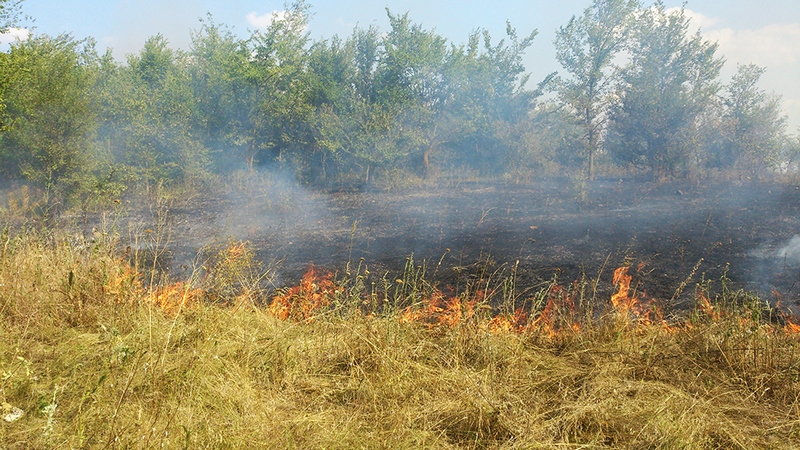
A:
6 0 800 130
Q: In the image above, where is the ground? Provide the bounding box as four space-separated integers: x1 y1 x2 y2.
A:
152 177 800 310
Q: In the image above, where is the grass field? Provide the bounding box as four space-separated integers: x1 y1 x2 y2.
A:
1 226 800 449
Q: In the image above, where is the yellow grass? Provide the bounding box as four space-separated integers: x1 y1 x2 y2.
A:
1 229 799 449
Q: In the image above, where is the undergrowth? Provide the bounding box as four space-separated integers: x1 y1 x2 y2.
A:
1 228 799 449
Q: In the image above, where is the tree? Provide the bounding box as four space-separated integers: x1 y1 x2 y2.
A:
0 35 98 199
442 25 539 175
97 35 209 189
0 0 25 131
606 2 723 179
241 0 313 169
0 0 22 31
554 0 639 180
189 15 254 172
373 10 449 176
715 64 787 178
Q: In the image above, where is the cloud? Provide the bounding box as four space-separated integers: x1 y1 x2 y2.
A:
703 22 800 129
0 27 30 46
246 10 289 30
673 9 800 129
671 8 721 31
705 23 800 69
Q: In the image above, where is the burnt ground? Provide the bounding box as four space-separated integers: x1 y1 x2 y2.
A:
155 177 800 310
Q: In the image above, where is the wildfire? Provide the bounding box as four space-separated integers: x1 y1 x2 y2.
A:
487 308 528 334
269 266 337 322
696 292 719 320
611 266 638 312
785 319 800 334
104 265 142 297
260 261 800 339
146 282 202 315
398 288 478 329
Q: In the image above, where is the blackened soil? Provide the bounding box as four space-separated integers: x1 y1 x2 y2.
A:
161 178 800 309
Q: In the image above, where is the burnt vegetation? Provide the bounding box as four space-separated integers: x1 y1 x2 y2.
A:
2 0 800 448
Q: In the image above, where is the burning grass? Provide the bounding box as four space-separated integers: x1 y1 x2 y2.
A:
1 230 800 448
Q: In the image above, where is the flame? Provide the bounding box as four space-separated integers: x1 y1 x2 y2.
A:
785 319 800 334
270 266 336 322
696 292 718 320
611 266 638 312
486 307 528 334
146 282 202 315
105 265 142 297
225 242 247 261
398 288 478 329
529 284 582 337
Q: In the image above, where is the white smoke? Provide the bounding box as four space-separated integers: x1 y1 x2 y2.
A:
777 235 800 263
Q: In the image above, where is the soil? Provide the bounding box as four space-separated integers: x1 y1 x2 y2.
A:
153 177 800 310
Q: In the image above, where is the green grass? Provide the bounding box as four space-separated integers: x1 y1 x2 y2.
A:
1 227 800 449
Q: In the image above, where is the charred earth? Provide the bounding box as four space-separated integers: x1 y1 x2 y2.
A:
154 177 800 311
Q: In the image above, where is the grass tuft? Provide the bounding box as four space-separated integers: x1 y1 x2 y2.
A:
1 229 800 448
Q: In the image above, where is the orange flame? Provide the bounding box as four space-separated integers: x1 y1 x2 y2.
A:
270 266 336 322
105 265 142 297
486 307 528 334
146 282 202 315
696 292 719 320
785 319 800 334
611 266 638 312
398 288 478 329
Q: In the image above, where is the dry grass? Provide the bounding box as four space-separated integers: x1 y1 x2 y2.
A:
1 228 800 449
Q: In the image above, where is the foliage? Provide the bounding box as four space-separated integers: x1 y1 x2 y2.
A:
96 35 210 191
0 35 98 202
554 0 640 180
606 2 724 179
706 64 788 178
0 0 796 208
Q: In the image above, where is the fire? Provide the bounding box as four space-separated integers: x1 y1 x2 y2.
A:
105 265 142 297
270 266 337 322
486 307 528 334
696 292 719 320
146 282 202 315
785 319 800 334
398 288 477 329
611 266 638 312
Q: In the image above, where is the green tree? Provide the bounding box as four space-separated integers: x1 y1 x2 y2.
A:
716 64 787 178
373 10 449 176
241 0 313 169
607 2 723 179
304 35 356 182
0 0 22 30
0 35 98 199
442 25 538 175
98 35 209 190
0 0 25 132
189 15 254 172
554 0 639 180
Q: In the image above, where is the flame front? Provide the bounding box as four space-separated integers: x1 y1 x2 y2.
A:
270 266 336 322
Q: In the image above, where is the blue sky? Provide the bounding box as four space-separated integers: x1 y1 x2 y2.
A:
9 0 800 129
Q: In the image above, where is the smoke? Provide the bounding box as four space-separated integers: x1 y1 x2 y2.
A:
777 235 800 264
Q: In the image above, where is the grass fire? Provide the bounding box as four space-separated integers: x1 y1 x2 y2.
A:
2 0 800 448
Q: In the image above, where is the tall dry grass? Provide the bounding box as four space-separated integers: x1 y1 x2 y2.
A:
0 226 799 448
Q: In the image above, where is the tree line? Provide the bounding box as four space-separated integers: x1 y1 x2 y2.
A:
0 0 796 206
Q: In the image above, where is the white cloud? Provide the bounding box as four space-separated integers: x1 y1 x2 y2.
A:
705 23 800 69
703 22 800 129
672 9 800 130
670 8 721 31
246 10 289 30
0 28 30 46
